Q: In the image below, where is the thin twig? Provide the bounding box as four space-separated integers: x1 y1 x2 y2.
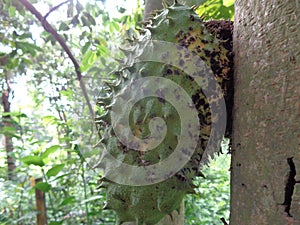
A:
220 217 229 225
19 0 95 121
44 0 71 20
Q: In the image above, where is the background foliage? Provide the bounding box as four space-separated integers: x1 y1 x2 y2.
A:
0 0 234 224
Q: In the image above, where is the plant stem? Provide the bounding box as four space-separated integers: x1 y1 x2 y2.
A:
42 169 57 221
80 161 91 224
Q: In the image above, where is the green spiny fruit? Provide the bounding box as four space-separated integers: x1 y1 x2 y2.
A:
96 2 233 225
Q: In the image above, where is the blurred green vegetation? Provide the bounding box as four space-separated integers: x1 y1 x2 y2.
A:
185 153 230 224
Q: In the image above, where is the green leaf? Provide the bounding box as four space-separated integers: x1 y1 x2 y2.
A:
83 12 96 26
76 1 84 13
111 20 120 32
15 41 42 56
40 145 61 159
42 115 60 125
34 182 51 192
97 45 109 56
22 57 33 65
1 126 15 132
60 89 73 98
117 7 126 13
80 50 97 72
80 14 89 27
9 6 16 17
196 0 234 20
88 66 102 75
58 22 70 31
70 15 80 26
81 195 103 204
19 32 32 40
0 126 20 139
60 196 76 206
223 0 234 6
21 156 44 167
46 164 65 178
81 41 91 55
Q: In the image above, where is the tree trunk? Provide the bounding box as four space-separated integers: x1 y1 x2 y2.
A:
230 0 300 224
1 72 16 180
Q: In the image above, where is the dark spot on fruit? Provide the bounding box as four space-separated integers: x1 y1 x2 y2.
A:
179 59 184 67
189 37 196 42
176 30 184 38
174 69 180 75
166 69 172 74
204 49 211 57
184 53 190 58
197 46 202 53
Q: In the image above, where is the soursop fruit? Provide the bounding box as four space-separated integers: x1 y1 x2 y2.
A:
95 2 233 225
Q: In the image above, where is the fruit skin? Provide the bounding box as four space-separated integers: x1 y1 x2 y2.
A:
95 3 233 225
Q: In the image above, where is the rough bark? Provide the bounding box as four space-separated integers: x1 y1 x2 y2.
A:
31 178 48 225
231 0 300 224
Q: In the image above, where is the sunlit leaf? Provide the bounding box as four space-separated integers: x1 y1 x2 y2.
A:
34 182 51 192
21 156 44 167
9 6 16 17
81 195 103 204
60 196 76 206
0 126 20 138
97 45 109 56
81 41 91 55
40 145 61 159
42 115 60 125
46 164 65 177
60 89 73 98
196 0 234 20
80 50 97 72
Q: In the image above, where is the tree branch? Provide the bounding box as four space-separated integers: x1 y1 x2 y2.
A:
19 0 94 120
44 0 71 20
220 217 229 225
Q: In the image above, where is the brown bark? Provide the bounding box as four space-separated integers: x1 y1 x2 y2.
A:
31 177 48 225
230 0 300 224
